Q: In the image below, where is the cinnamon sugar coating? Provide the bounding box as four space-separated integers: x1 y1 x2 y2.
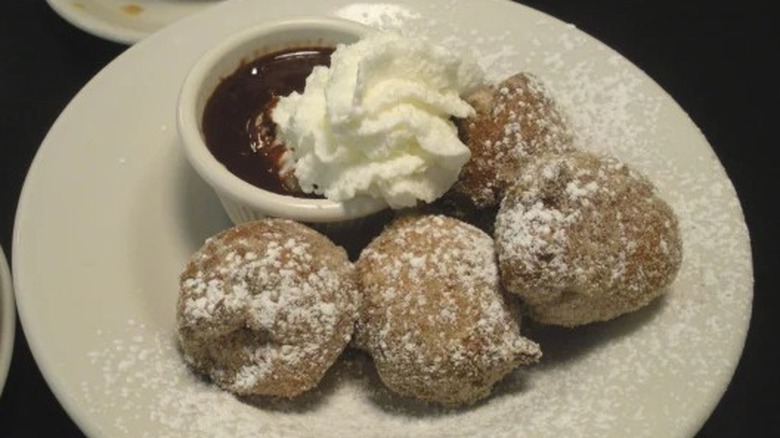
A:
176 219 358 398
355 214 541 406
451 72 575 209
495 151 683 326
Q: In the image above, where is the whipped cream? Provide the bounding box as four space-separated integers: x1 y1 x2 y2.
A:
272 33 484 208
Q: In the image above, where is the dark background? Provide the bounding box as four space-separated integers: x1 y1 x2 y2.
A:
0 0 776 436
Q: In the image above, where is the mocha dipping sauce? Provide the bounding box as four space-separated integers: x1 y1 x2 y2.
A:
201 47 335 196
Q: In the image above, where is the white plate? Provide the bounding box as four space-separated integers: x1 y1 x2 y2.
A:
46 0 222 44
14 0 752 436
0 245 16 397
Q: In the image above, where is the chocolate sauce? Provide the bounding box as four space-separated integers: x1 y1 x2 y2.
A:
202 47 335 195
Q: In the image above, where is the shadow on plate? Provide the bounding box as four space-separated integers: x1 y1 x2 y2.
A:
174 151 232 253
523 292 669 369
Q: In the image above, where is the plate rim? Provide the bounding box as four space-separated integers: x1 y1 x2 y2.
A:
46 0 146 44
14 0 753 436
45 0 219 44
0 245 16 398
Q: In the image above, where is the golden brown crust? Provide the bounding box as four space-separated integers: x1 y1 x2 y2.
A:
355 214 541 406
495 151 683 326
176 219 358 398
452 72 575 209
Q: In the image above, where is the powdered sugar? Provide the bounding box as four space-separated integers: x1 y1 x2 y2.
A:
497 199 574 276
74 1 751 436
452 72 575 208
176 219 357 397
495 151 683 327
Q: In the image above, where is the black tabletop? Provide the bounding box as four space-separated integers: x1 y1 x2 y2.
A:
0 1 776 436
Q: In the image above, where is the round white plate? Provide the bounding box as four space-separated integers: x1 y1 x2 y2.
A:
14 0 752 436
0 245 16 397
46 0 222 44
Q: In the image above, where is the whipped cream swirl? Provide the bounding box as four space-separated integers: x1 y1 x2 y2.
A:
272 32 484 208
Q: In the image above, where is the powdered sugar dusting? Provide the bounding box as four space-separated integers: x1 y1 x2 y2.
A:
355 215 541 405
453 72 575 208
497 198 574 281
176 219 357 397
495 151 683 327
76 1 751 436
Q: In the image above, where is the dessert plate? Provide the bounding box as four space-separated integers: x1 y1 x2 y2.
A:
0 245 15 397
46 0 222 44
14 0 752 437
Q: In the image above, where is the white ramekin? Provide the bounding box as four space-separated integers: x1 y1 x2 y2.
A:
177 17 388 227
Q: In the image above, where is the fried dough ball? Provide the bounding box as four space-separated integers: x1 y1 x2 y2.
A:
176 219 358 398
451 72 575 209
355 215 541 406
495 151 683 327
